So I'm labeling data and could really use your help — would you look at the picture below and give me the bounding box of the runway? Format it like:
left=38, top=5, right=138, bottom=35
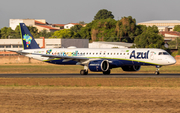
left=0, top=73, right=180, bottom=78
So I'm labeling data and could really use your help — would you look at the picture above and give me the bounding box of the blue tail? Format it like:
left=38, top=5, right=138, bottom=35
left=19, top=23, right=40, bottom=49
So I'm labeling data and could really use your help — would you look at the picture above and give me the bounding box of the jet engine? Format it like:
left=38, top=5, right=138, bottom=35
left=121, top=65, right=141, bottom=71
left=88, top=60, right=109, bottom=72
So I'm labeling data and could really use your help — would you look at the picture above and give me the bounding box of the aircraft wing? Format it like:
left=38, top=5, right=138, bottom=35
left=5, top=50, right=26, bottom=54
left=33, top=53, right=89, bottom=60
left=31, top=53, right=90, bottom=64
left=5, top=50, right=97, bottom=64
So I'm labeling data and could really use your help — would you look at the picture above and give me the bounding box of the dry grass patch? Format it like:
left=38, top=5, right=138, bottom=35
left=0, top=87, right=180, bottom=113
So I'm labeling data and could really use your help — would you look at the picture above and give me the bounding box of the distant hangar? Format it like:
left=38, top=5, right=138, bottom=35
left=89, top=42, right=133, bottom=48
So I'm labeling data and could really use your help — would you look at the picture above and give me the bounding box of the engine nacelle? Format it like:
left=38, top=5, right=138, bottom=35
left=88, top=60, right=109, bottom=72
left=121, top=65, right=141, bottom=71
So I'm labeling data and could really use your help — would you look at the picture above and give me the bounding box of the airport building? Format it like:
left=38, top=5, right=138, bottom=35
left=0, top=39, right=89, bottom=51
left=9, top=19, right=60, bottom=32
left=138, top=20, right=180, bottom=41
left=64, top=23, right=86, bottom=29
left=138, top=20, right=180, bottom=32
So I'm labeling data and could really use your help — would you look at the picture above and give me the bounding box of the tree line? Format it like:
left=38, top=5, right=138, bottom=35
left=0, top=25, right=53, bottom=39
left=50, top=9, right=166, bottom=49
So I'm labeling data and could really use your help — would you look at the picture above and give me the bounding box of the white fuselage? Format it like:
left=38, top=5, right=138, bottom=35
left=22, top=48, right=176, bottom=66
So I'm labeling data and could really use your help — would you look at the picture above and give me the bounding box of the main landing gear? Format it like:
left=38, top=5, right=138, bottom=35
left=103, top=70, right=111, bottom=75
left=80, top=65, right=88, bottom=75
left=155, top=65, right=161, bottom=75
left=80, top=69, right=88, bottom=75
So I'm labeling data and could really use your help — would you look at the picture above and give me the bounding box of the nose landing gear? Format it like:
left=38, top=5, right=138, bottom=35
left=155, top=65, right=161, bottom=75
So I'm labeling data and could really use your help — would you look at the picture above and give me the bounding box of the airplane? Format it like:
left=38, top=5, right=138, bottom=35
left=8, top=23, right=176, bottom=75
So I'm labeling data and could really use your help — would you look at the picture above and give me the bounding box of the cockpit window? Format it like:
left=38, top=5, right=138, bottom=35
left=163, top=52, right=169, bottom=55
left=158, top=52, right=169, bottom=55
left=159, top=52, right=163, bottom=55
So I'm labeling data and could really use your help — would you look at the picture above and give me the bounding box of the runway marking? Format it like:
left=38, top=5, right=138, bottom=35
left=0, top=73, right=180, bottom=78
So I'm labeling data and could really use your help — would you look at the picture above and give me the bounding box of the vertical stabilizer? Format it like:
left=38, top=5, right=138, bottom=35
left=19, top=23, right=40, bottom=49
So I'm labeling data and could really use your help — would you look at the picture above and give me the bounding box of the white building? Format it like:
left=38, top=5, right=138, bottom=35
left=9, top=19, right=60, bottom=32
left=89, top=42, right=133, bottom=48
left=64, top=23, right=81, bottom=29
left=138, top=20, right=180, bottom=32
left=0, top=39, right=89, bottom=51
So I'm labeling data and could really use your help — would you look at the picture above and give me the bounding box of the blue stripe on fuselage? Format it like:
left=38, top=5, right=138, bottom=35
left=44, top=59, right=155, bottom=66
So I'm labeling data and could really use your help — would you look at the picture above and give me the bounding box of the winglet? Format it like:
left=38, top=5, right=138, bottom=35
left=19, top=23, right=40, bottom=49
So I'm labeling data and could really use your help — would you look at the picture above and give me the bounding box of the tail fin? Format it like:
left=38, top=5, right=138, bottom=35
left=19, top=23, right=40, bottom=49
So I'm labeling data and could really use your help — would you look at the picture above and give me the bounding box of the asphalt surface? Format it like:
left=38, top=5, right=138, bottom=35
left=0, top=73, right=180, bottom=78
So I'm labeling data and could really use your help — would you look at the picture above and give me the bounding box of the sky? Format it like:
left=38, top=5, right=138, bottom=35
left=1, top=0, right=180, bottom=29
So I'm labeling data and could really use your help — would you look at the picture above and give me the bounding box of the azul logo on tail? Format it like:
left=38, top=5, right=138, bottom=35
left=23, top=34, right=32, bottom=47
left=130, top=50, right=149, bottom=59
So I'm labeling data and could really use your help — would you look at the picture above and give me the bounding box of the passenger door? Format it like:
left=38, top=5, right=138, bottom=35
left=150, top=51, right=154, bottom=60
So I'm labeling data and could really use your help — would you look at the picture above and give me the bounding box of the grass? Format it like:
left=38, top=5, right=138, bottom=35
left=0, top=86, right=180, bottom=113
left=0, top=64, right=180, bottom=74
left=0, top=64, right=179, bottom=113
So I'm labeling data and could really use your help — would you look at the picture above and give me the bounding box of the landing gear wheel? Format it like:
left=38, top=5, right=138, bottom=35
left=80, top=70, right=88, bottom=75
left=155, top=71, right=160, bottom=75
left=103, top=70, right=111, bottom=75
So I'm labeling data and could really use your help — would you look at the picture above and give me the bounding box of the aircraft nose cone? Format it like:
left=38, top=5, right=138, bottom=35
left=169, top=57, right=176, bottom=64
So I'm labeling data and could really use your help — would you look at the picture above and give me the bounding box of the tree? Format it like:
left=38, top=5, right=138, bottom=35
left=79, top=21, right=95, bottom=40
left=12, top=25, right=21, bottom=38
left=134, top=26, right=165, bottom=49
left=70, top=25, right=82, bottom=33
left=79, top=21, right=86, bottom=25
left=174, top=25, right=180, bottom=32
left=135, top=25, right=147, bottom=36
left=51, top=29, right=72, bottom=38
left=91, top=18, right=117, bottom=41
left=70, top=25, right=83, bottom=38
left=178, top=49, right=180, bottom=55
left=168, top=37, right=180, bottom=49
left=94, top=9, right=114, bottom=20
left=115, top=16, right=136, bottom=42
left=27, top=26, right=39, bottom=38
left=0, top=27, right=14, bottom=39
left=0, top=29, right=1, bottom=38
left=39, top=29, right=53, bottom=38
